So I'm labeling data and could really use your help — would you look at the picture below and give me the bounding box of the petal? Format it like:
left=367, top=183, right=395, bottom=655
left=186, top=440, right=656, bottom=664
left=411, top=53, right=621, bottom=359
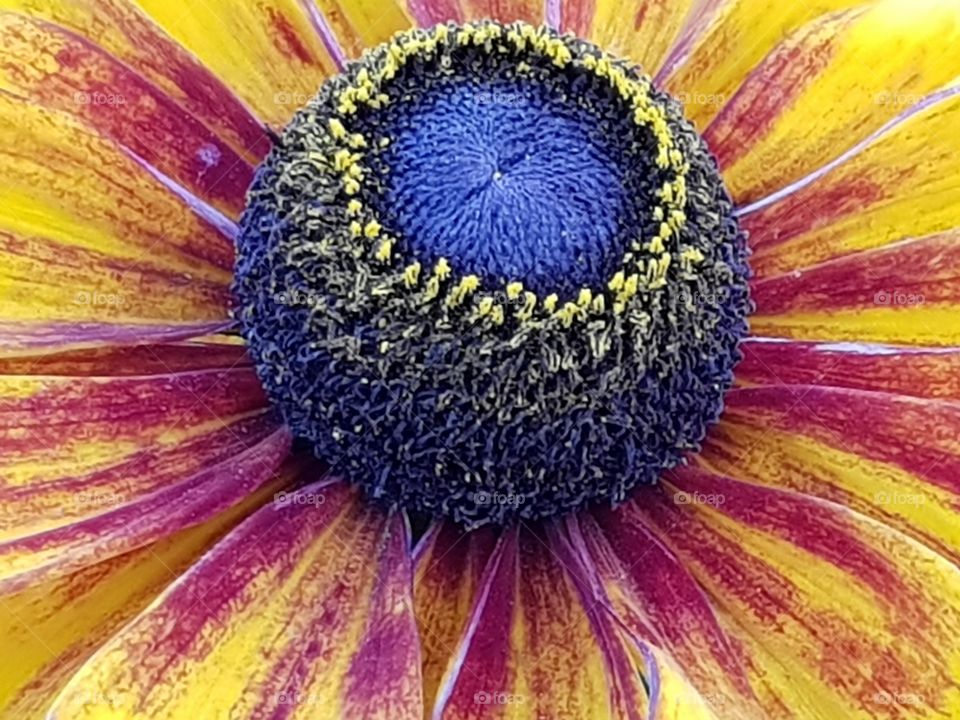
left=576, top=511, right=765, bottom=719
left=48, top=481, right=423, bottom=720
left=0, top=460, right=292, bottom=719
left=432, top=525, right=648, bottom=720
left=702, top=0, right=960, bottom=203
left=0, top=0, right=269, bottom=159
left=0, top=339, right=251, bottom=376
left=741, top=85, right=960, bottom=277
left=616, top=469, right=960, bottom=719
left=736, top=339, right=960, bottom=400
left=701, top=384, right=960, bottom=566
left=0, top=344, right=292, bottom=592
left=640, top=644, right=721, bottom=720
left=750, top=229, right=960, bottom=345
left=0, top=12, right=256, bottom=217
left=559, top=0, right=700, bottom=77
left=307, top=0, right=412, bottom=61
left=0, top=95, right=238, bottom=352
left=413, top=521, right=497, bottom=711
left=404, top=0, right=542, bottom=27
left=131, top=0, right=339, bottom=125
left=659, top=0, right=864, bottom=129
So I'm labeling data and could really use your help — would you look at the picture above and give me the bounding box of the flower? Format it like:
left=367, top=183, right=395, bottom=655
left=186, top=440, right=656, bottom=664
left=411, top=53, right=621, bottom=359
left=0, top=2, right=958, bottom=720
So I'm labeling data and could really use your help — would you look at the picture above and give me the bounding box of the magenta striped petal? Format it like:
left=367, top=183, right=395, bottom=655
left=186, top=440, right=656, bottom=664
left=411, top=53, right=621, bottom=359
left=47, top=481, right=423, bottom=720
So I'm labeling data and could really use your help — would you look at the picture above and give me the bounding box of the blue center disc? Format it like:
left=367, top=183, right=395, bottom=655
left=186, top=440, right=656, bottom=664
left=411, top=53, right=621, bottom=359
left=380, top=80, right=626, bottom=295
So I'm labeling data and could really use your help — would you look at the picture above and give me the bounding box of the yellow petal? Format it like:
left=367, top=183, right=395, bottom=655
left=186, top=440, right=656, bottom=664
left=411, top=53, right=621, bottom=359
left=561, top=0, right=700, bottom=77
left=743, top=83, right=960, bottom=277
left=0, top=468, right=289, bottom=719
left=0, top=0, right=270, bottom=161
left=704, top=0, right=960, bottom=204
left=47, top=482, right=423, bottom=720
left=130, top=0, right=339, bottom=125
left=0, top=94, right=235, bottom=353
left=308, top=0, right=412, bottom=60
left=661, top=0, right=864, bottom=129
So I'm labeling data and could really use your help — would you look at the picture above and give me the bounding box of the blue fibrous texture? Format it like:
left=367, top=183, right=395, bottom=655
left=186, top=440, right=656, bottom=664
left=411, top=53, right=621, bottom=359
left=381, top=79, right=626, bottom=296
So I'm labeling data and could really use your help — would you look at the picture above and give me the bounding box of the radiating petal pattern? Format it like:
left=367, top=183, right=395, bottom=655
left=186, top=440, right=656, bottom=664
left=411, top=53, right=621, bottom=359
left=703, top=0, right=960, bottom=204
left=0, top=462, right=292, bottom=719
left=130, top=0, right=338, bottom=125
left=47, top=481, right=423, bottom=720
left=413, top=521, right=496, bottom=712
left=559, top=0, right=700, bottom=78
left=701, top=385, right=960, bottom=566
left=575, top=512, right=765, bottom=719
left=0, top=12, right=255, bottom=217
left=604, top=469, right=960, bottom=719
left=0, top=94, right=236, bottom=352
left=736, top=340, right=960, bottom=400
left=750, top=229, right=960, bottom=344
left=0, top=344, right=292, bottom=592
left=404, top=0, right=542, bottom=28
left=659, top=0, right=863, bottom=128
left=431, top=526, right=647, bottom=720
left=742, top=85, right=960, bottom=276
left=0, top=0, right=270, bottom=159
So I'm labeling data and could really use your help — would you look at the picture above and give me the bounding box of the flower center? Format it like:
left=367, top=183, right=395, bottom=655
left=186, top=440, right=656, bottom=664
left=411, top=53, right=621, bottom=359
left=233, top=21, right=750, bottom=528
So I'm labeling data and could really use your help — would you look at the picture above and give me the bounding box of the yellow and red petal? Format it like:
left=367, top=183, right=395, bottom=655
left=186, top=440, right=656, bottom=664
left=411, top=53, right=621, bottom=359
left=659, top=0, right=864, bottom=130
left=404, top=0, right=542, bottom=27
left=604, top=470, right=960, bottom=719
left=130, top=0, right=338, bottom=126
left=48, top=481, right=423, bottom=720
left=559, top=0, right=700, bottom=78
left=736, top=340, right=960, bottom=400
left=741, top=83, right=960, bottom=276
left=0, top=12, right=257, bottom=217
left=575, top=511, right=765, bottom=719
left=750, top=228, right=960, bottom=345
left=0, top=94, right=236, bottom=352
left=639, top=644, right=721, bottom=720
left=308, top=0, right=412, bottom=61
left=702, top=0, right=960, bottom=204
left=0, top=0, right=269, bottom=160
left=702, top=384, right=960, bottom=566
left=431, top=525, right=648, bottom=720
left=413, top=521, right=496, bottom=711
left=0, top=460, right=294, bottom=719
left=0, top=343, right=293, bottom=592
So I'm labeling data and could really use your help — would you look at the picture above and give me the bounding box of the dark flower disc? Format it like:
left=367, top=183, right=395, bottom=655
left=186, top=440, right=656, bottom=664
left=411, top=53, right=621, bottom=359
left=233, top=21, right=751, bottom=528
